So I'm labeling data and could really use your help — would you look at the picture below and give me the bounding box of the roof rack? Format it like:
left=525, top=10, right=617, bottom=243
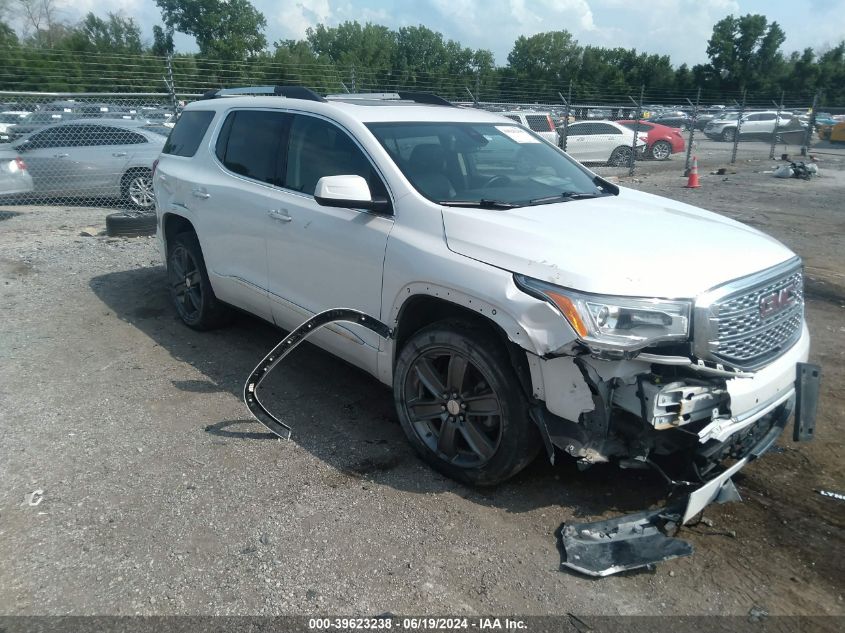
left=200, top=86, right=326, bottom=102
left=324, top=91, right=455, bottom=107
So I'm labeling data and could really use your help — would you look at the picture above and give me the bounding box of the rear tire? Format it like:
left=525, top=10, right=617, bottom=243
left=168, top=232, right=232, bottom=330
left=393, top=320, right=541, bottom=486
left=650, top=140, right=672, bottom=160
left=121, top=168, right=155, bottom=210
left=608, top=146, right=634, bottom=167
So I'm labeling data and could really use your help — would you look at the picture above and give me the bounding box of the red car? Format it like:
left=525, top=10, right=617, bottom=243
left=617, top=120, right=685, bottom=160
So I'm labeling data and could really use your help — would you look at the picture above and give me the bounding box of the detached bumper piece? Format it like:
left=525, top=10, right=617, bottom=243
left=562, top=507, right=691, bottom=577
left=563, top=363, right=821, bottom=577
left=243, top=309, right=392, bottom=438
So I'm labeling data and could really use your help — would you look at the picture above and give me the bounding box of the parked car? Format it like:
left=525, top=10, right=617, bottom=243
left=646, top=111, right=691, bottom=130
left=153, top=88, right=816, bottom=498
left=693, top=108, right=732, bottom=131
left=704, top=111, right=804, bottom=143
left=12, top=119, right=165, bottom=208
left=616, top=120, right=685, bottom=160
left=0, top=111, right=29, bottom=139
left=4, top=110, right=80, bottom=141
left=496, top=111, right=559, bottom=145
left=560, top=120, right=647, bottom=165
left=0, top=146, right=34, bottom=197
left=76, top=103, right=137, bottom=120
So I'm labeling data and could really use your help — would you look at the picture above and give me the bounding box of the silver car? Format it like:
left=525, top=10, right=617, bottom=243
left=12, top=119, right=166, bottom=208
left=0, top=146, right=34, bottom=196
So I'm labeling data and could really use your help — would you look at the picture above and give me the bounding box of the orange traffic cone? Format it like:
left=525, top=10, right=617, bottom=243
left=685, top=156, right=701, bottom=188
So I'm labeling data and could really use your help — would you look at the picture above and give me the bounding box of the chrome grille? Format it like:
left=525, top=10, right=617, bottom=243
left=695, top=263, right=804, bottom=370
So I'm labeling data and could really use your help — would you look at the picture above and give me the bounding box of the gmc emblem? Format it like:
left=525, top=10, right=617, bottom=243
left=759, top=283, right=799, bottom=319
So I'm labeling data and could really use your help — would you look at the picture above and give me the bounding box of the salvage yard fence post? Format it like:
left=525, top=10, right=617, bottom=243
left=802, top=91, right=820, bottom=156
left=558, top=84, right=572, bottom=152
left=628, top=85, right=644, bottom=176
left=165, top=54, right=178, bottom=117
left=769, top=91, right=785, bottom=160
left=684, top=87, right=701, bottom=175
left=731, top=89, right=746, bottom=165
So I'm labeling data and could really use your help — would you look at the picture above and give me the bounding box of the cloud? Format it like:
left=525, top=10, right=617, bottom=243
left=4, top=0, right=838, bottom=68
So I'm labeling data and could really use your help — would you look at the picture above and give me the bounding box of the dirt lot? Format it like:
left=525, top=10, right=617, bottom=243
left=0, top=146, right=843, bottom=619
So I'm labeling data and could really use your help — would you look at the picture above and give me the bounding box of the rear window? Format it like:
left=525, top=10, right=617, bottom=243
left=215, top=110, right=289, bottom=185
left=162, top=110, right=214, bottom=157
left=525, top=114, right=552, bottom=132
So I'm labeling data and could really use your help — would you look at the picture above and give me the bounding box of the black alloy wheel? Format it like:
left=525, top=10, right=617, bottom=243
left=394, top=320, right=541, bottom=485
left=403, top=347, right=503, bottom=468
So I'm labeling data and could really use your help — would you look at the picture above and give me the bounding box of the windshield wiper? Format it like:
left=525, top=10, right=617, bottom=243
left=438, top=199, right=521, bottom=209
left=528, top=191, right=609, bottom=205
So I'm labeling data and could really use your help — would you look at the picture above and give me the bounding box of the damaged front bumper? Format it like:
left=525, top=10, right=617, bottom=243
left=561, top=361, right=821, bottom=577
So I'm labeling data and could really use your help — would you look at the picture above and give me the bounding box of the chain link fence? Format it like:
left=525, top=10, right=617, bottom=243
left=1, top=80, right=841, bottom=222
left=0, top=91, right=202, bottom=222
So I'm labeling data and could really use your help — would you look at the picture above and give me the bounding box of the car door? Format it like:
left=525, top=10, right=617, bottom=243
left=198, top=109, right=291, bottom=322
left=594, top=122, right=627, bottom=159
left=14, top=125, right=81, bottom=194
left=741, top=113, right=762, bottom=135
left=86, top=125, right=145, bottom=193
left=562, top=123, right=593, bottom=160
left=265, top=113, right=394, bottom=374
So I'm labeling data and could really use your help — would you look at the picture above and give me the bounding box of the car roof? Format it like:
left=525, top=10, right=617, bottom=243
left=183, top=95, right=514, bottom=125
left=52, top=118, right=149, bottom=127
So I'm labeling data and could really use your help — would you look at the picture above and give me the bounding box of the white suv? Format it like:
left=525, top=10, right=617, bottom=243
left=704, top=110, right=801, bottom=142
left=154, top=87, right=817, bottom=499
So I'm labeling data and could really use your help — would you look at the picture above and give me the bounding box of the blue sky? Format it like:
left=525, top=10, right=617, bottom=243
left=18, top=0, right=845, bottom=65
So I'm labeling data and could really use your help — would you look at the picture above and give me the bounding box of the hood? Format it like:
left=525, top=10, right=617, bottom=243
left=442, top=187, right=796, bottom=298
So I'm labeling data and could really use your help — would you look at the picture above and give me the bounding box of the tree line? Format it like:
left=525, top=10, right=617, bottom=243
left=0, top=0, right=843, bottom=106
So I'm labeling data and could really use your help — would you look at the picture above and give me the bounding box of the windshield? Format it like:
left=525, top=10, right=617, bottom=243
left=366, top=121, right=604, bottom=207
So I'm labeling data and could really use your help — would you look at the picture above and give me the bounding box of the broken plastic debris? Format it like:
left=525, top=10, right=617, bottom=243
left=816, top=489, right=845, bottom=502
left=26, top=489, right=44, bottom=506
left=561, top=506, right=693, bottom=577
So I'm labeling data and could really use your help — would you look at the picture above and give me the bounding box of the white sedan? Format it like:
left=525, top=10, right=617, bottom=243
left=559, top=120, right=647, bottom=165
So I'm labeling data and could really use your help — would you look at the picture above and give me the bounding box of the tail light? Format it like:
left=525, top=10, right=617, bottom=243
left=152, top=158, right=159, bottom=177
left=546, top=115, right=555, bottom=131
left=9, top=157, right=26, bottom=172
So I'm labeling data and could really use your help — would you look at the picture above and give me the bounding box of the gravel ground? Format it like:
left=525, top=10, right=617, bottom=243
left=0, top=148, right=843, bottom=619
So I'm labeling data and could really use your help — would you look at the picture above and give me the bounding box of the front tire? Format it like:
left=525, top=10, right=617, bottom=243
left=168, top=232, right=232, bottom=330
left=721, top=128, right=736, bottom=143
left=393, top=320, right=541, bottom=486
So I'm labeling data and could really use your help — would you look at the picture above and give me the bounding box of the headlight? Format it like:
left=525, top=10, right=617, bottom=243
left=515, top=275, right=691, bottom=352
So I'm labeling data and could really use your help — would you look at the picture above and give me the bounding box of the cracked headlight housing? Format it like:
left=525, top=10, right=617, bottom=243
left=515, top=275, right=691, bottom=353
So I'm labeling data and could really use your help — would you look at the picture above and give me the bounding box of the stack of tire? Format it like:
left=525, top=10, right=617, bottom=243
left=106, top=169, right=157, bottom=237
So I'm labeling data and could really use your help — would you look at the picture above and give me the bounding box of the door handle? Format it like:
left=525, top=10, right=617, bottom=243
left=191, top=188, right=210, bottom=199
left=112, top=152, right=127, bottom=157
left=54, top=153, right=69, bottom=158
left=268, top=209, right=292, bottom=223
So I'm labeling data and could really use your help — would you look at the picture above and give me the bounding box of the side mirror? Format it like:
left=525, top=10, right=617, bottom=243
left=314, top=175, right=390, bottom=213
